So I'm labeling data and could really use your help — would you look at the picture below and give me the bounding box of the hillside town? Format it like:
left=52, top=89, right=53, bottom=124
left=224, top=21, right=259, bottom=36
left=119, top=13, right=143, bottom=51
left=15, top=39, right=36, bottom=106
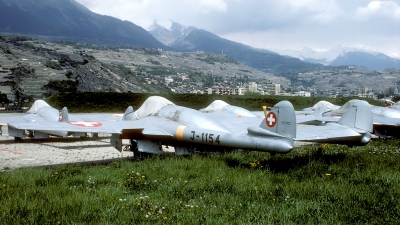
left=150, top=72, right=399, bottom=100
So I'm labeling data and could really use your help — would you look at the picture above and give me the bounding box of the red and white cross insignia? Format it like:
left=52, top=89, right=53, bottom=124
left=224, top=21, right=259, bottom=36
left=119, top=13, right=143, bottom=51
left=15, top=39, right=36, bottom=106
left=266, top=112, right=277, bottom=127
left=68, top=121, right=102, bottom=127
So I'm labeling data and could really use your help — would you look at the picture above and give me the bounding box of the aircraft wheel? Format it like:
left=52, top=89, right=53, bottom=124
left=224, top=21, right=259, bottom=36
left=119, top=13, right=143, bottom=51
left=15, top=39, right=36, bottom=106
left=14, top=137, right=22, bottom=143
left=132, top=147, right=142, bottom=160
left=123, top=145, right=131, bottom=151
left=130, top=141, right=141, bottom=160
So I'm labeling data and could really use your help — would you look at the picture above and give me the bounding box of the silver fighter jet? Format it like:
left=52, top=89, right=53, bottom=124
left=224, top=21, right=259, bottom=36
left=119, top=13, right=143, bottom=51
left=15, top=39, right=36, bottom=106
left=302, top=100, right=400, bottom=138
left=0, top=100, right=122, bottom=141
left=200, top=99, right=373, bottom=146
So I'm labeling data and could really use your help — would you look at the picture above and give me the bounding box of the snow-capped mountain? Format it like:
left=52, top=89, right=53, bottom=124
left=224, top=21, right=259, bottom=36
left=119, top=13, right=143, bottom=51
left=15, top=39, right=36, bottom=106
left=148, top=20, right=399, bottom=71
left=146, top=20, right=316, bottom=73
left=271, top=45, right=400, bottom=70
left=271, top=45, right=379, bottom=65
left=330, top=52, right=400, bottom=70
left=147, top=20, right=197, bottom=46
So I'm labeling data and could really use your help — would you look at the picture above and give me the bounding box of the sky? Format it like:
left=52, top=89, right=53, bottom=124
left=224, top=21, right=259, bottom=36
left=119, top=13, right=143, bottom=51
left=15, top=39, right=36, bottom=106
left=75, top=0, right=400, bottom=58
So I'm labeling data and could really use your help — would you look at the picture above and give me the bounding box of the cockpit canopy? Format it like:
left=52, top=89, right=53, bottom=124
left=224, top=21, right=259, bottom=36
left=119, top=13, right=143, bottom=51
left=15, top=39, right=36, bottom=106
left=130, top=96, right=175, bottom=120
left=330, top=100, right=366, bottom=116
left=202, top=100, right=229, bottom=113
left=26, top=100, right=50, bottom=114
left=312, top=100, right=338, bottom=111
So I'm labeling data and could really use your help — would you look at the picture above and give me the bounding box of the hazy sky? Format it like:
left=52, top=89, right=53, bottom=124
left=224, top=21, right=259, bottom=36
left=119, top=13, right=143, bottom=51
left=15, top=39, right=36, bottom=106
left=75, top=0, right=400, bottom=58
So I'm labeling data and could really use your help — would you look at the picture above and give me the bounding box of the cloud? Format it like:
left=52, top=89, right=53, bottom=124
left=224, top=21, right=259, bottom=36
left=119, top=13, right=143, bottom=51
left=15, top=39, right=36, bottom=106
left=199, top=0, right=228, bottom=13
left=285, top=0, right=341, bottom=24
left=74, top=0, right=400, bottom=57
left=354, top=1, right=400, bottom=21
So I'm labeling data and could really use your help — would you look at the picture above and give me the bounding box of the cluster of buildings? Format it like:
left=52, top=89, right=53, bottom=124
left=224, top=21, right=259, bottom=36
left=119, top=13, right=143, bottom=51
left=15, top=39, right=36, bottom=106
left=203, top=82, right=282, bottom=95
left=161, top=74, right=311, bottom=96
left=158, top=73, right=396, bottom=100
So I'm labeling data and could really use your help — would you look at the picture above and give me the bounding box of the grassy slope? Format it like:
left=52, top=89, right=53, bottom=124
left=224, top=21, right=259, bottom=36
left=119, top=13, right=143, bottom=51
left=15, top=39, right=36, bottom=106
left=1, top=140, right=399, bottom=224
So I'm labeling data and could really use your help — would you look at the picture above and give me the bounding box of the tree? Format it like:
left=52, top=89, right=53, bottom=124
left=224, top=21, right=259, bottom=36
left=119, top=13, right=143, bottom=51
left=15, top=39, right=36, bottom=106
left=65, top=71, right=73, bottom=79
left=41, top=80, right=78, bottom=97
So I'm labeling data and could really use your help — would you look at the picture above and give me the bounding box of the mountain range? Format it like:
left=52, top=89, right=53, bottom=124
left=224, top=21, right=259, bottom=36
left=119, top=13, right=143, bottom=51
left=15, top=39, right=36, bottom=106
left=0, top=0, right=166, bottom=49
left=0, top=0, right=399, bottom=72
left=272, top=46, right=400, bottom=70
left=147, top=20, right=319, bottom=73
left=148, top=20, right=400, bottom=71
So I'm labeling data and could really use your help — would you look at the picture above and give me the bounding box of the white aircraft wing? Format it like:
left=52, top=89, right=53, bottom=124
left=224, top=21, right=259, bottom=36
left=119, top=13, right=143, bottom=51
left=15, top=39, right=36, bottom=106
left=295, top=115, right=339, bottom=124
left=221, top=111, right=340, bottom=125
left=296, top=124, right=363, bottom=142
left=67, top=113, right=123, bottom=122
left=8, top=117, right=172, bottom=137
left=0, top=113, right=49, bottom=124
left=372, top=115, right=398, bottom=126
left=250, top=110, right=315, bottom=116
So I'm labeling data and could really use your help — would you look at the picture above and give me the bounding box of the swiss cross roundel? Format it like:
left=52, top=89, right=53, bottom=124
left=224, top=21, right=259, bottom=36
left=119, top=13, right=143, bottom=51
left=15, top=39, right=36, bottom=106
left=68, top=121, right=102, bottom=127
left=265, top=112, right=277, bottom=127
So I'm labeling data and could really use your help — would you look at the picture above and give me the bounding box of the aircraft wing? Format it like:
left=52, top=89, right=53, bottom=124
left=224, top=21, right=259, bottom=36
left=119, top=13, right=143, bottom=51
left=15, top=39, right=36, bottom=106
left=206, top=103, right=339, bottom=125
left=296, top=115, right=339, bottom=124
left=67, top=113, right=123, bottom=122
left=204, top=110, right=342, bottom=133
left=372, top=115, right=398, bottom=126
left=8, top=117, right=173, bottom=137
left=202, top=111, right=263, bottom=133
left=370, top=115, right=400, bottom=138
left=296, top=124, right=364, bottom=143
left=0, top=113, right=48, bottom=124
left=252, top=110, right=315, bottom=116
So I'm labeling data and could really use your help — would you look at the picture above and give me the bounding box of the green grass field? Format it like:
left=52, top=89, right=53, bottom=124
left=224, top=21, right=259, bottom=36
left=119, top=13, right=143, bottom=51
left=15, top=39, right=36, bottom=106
left=1, top=139, right=399, bottom=224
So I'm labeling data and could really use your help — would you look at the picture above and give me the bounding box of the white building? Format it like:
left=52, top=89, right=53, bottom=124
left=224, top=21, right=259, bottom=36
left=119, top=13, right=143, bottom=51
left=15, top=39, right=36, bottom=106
left=266, top=83, right=281, bottom=95
left=247, top=82, right=258, bottom=93
left=203, top=87, right=244, bottom=95
left=295, top=91, right=311, bottom=97
left=165, top=77, right=173, bottom=85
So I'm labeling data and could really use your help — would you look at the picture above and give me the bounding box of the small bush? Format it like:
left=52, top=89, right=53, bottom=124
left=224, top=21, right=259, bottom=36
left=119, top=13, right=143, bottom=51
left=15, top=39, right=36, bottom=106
left=45, top=60, right=62, bottom=70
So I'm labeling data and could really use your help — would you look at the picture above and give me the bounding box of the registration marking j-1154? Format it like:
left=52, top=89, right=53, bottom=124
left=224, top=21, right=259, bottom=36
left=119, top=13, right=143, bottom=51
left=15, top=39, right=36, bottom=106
left=190, top=131, right=221, bottom=144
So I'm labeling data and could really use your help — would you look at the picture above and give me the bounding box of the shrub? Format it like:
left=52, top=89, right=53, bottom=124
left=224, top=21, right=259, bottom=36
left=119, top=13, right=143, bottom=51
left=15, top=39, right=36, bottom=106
left=45, top=60, right=62, bottom=70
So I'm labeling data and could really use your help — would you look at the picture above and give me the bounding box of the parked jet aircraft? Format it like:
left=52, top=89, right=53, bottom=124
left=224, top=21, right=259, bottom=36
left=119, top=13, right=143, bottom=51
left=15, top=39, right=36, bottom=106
left=200, top=99, right=373, bottom=146
left=0, top=100, right=122, bottom=140
left=5, top=97, right=374, bottom=156
left=302, top=100, right=400, bottom=138
left=7, top=96, right=297, bottom=155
